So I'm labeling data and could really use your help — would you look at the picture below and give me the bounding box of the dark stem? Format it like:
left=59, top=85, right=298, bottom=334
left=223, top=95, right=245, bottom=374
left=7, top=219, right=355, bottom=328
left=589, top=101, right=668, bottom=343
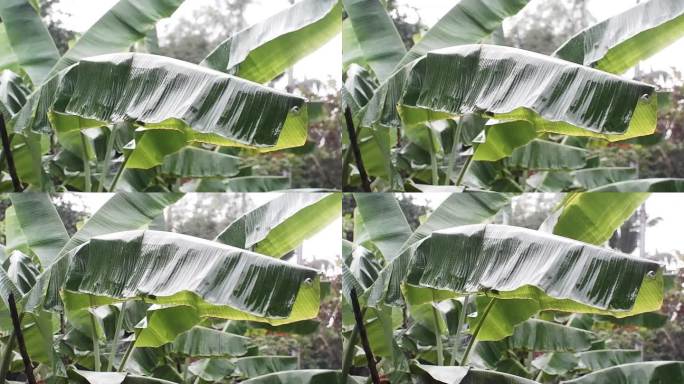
left=350, top=289, right=380, bottom=384
left=0, top=116, right=23, bottom=192
left=344, top=107, right=371, bottom=192
left=8, top=293, right=37, bottom=384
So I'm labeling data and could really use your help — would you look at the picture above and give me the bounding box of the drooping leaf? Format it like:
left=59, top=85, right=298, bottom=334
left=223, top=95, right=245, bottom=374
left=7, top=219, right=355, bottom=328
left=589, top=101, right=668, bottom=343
left=0, top=0, right=60, bottom=84
left=241, top=370, right=361, bottom=384
left=68, top=369, right=177, bottom=384
left=0, top=24, right=20, bottom=73
left=2, top=250, right=39, bottom=295
left=560, top=361, right=684, bottom=384
left=45, top=0, right=185, bottom=79
left=362, top=45, right=657, bottom=142
left=588, top=179, right=684, bottom=192
left=354, top=193, right=412, bottom=261
left=235, top=356, right=298, bottom=378
left=134, top=305, right=201, bottom=348
left=216, top=193, right=340, bottom=258
left=159, top=147, right=241, bottom=178
left=593, top=312, right=667, bottom=329
left=202, top=0, right=341, bottom=84
left=188, top=358, right=235, bottom=382
left=473, top=120, right=537, bottom=162
left=532, top=352, right=579, bottom=376
left=342, top=0, right=406, bottom=81
left=405, top=224, right=663, bottom=317
left=0, top=70, right=29, bottom=117
left=554, top=0, right=684, bottom=74
left=13, top=53, right=308, bottom=164
left=171, top=326, right=253, bottom=358
left=343, top=64, right=377, bottom=113
left=504, top=140, right=588, bottom=171
left=411, top=363, right=540, bottom=384
left=62, top=230, right=321, bottom=325
left=571, top=168, right=638, bottom=190
left=223, top=176, right=291, bottom=192
left=342, top=19, right=364, bottom=70
left=576, top=350, right=642, bottom=371
left=394, top=0, right=531, bottom=69
left=507, top=319, right=594, bottom=352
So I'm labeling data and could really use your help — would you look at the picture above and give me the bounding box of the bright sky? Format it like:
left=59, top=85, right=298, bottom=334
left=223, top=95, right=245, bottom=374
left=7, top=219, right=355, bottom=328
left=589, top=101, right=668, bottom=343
left=73, top=193, right=342, bottom=274
left=398, top=0, right=684, bottom=75
left=52, top=0, right=341, bottom=88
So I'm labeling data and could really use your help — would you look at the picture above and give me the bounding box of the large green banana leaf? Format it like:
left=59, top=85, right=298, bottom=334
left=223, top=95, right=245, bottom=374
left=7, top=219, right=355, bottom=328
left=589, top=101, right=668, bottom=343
left=507, top=319, right=594, bottom=352
left=561, top=361, right=684, bottom=384
left=9, top=193, right=69, bottom=266
left=241, top=370, right=361, bottom=384
left=393, top=0, right=530, bottom=69
left=342, top=19, right=364, bottom=71
left=554, top=0, right=684, bottom=75
left=222, top=176, right=291, bottom=192
left=576, top=350, right=641, bottom=371
left=405, top=224, right=663, bottom=317
left=202, top=0, right=341, bottom=84
left=0, top=0, right=60, bottom=84
left=472, top=120, right=536, bottom=162
left=0, top=70, right=29, bottom=117
left=159, top=147, right=241, bottom=178
left=0, top=24, right=20, bottom=73
left=343, top=240, right=381, bottom=290
left=571, top=168, right=638, bottom=190
left=171, top=326, right=253, bottom=357
left=503, top=140, right=588, bottom=171
left=45, top=0, right=184, bottom=80
left=343, top=64, right=377, bottom=114
left=134, top=304, right=201, bottom=347
left=68, top=369, right=177, bottom=384
left=188, top=358, right=235, bottom=382
left=354, top=193, right=412, bottom=261
left=542, top=193, right=648, bottom=245
left=11, top=53, right=308, bottom=163
left=215, top=193, right=340, bottom=258
left=235, top=356, right=298, bottom=378
left=588, top=179, right=684, bottom=192
left=363, top=193, right=510, bottom=307
left=342, top=0, right=406, bottom=81
left=62, top=230, right=320, bottom=325
left=411, top=364, right=540, bottom=384
left=3, top=250, right=39, bottom=295
left=361, top=45, right=657, bottom=142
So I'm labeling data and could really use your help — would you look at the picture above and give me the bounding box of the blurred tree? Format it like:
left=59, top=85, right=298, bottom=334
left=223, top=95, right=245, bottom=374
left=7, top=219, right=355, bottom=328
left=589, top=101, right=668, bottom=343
left=52, top=194, right=89, bottom=235
left=39, top=0, right=77, bottom=54
left=166, top=193, right=255, bottom=239
left=386, top=0, right=424, bottom=49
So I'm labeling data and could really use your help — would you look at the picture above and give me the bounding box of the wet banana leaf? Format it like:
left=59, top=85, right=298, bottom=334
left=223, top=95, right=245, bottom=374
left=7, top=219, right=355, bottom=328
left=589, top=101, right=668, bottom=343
left=576, top=350, right=641, bottom=371
left=10, top=193, right=69, bottom=267
left=504, top=140, right=588, bottom=171
left=473, top=120, right=537, bottom=162
left=532, top=352, right=578, bottom=376
left=394, top=0, right=531, bottom=69
left=342, top=240, right=381, bottom=290
left=362, top=45, right=657, bottom=142
left=588, top=179, right=684, bottom=192
left=216, top=193, right=340, bottom=258
left=405, top=224, right=663, bottom=317
left=561, top=361, right=684, bottom=384
left=0, top=70, right=29, bottom=117
left=364, top=193, right=510, bottom=307
left=468, top=297, right=540, bottom=341
left=354, top=193, right=412, bottom=261
left=554, top=0, right=684, bottom=74
left=241, top=370, right=360, bottom=384
left=342, top=0, right=406, bottom=81
left=343, top=64, right=377, bottom=113
left=3, top=250, right=39, bottom=295
left=202, top=0, right=341, bottom=84
left=0, top=0, right=60, bottom=84
left=188, top=358, right=236, bottom=382
left=594, top=312, right=667, bottom=329
left=342, top=19, right=364, bottom=70
left=571, top=168, right=638, bottom=190
left=411, top=363, right=540, bottom=384
left=224, top=176, right=290, bottom=192
left=62, top=230, right=320, bottom=325
left=68, top=369, right=177, bottom=384
left=542, top=193, right=647, bottom=245
left=235, top=356, right=298, bottom=378
left=171, top=326, right=253, bottom=358
left=159, top=147, right=241, bottom=178
left=507, top=319, right=594, bottom=352
left=45, top=0, right=184, bottom=79
left=134, top=305, right=201, bottom=347
left=0, top=24, right=20, bottom=73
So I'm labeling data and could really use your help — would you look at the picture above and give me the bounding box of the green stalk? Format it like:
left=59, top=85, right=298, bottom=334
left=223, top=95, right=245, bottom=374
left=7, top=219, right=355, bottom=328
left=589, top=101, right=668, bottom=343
left=460, top=298, right=497, bottom=366
left=109, top=151, right=131, bottom=191
left=454, top=154, right=473, bottom=187
left=117, top=339, right=135, bottom=372
left=341, top=321, right=360, bottom=378
left=431, top=302, right=444, bottom=365
left=106, top=301, right=127, bottom=372
left=450, top=294, right=470, bottom=366
left=0, top=330, right=16, bottom=381
left=97, top=126, right=117, bottom=192
left=80, top=132, right=92, bottom=192
left=427, top=128, right=440, bottom=185
left=444, top=123, right=463, bottom=185
left=89, top=309, right=101, bottom=371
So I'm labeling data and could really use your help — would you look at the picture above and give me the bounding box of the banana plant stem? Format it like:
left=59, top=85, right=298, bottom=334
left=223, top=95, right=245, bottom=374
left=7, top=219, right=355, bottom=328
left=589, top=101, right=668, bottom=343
left=450, top=294, right=470, bottom=366
left=0, top=116, right=22, bottom=192
left=97, top=127, right=117, bottom=192
left=89, top=310, right=101, bottom=371
left=8, top=293, right=37, bottom=384
left=344, top=107, right=371, bottom=192
left=0, top=330, right=16, bottom=381
left=80, top=132, right=92, bottom=192
left=427, top=129, right=440, bottom=185
left=117, top=339, right=135, bottom=372
left=444, top=124, right=463, bottom=185
left=106, top=301, right=127, bottom=372
left=460, top=298, right=497, bottom=366
left=109, top=152, right=130, bottom=191
left=454, top=155, right=473, bottom=187
left=350, top=288, right=381, bottom=384
left=341, top=317, right=361, bottom=378
left=431, top=302, right=444, bottom=365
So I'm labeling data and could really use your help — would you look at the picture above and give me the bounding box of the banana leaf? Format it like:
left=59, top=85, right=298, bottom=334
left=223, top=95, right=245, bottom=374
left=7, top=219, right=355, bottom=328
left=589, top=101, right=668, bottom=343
left=45, top=0, right=184, bottom=79
left=62, top=230, right=320, bottom=325
left=170, top=326, right=253, bottom=358
left=361, top=45, right=657, bottom=142
left=0, top=70, right=29, bottom=117
left=235, top=356, right=297, bottom=378
left=393, top=0, right=530, bottom=69
left=159, top=147, right=241, bottom=178
left=532, top=353, right=579, bottom=376
left=202, top=0, right=341, bottom=84
left=560, top=361, right=684, bottom=384
left=68, top=369, right=177, bottom=384
left=576, top=350, right=641, bottom=371
left=588, top=179, right=684, bottom=192
left=342, top=240, right=381, bottom=290
left=342, top=19, right=364, bottom=70
left=411, top=363, right=540, bottom=384
left=593, top=312, right=667, bottom=329
left=507, top=319, right=594, bottom=352
left=503, top=140, right=588, bottom=171
left=542, top=192, right=648, bottom=245
left=354, top=193, right=412, bottom=261
left=554, top=0, right=684, bottom=74
left=10, top=193, right=69, bottom=266
left=0, top=0, right=60, bottom=84
left=343, top=64, right=377, bottom=113
left=473, top=120, right=537, bottom=161
left=342, top=0, right=406, bottom=81
left=2, top=250, right=38, bottom=296
left=241, top=370, right=361, bottom=384
left=223, top=176, right=290, bottom=192
left=134, top=305, right=200, bottom=347
left=12, top=53, right=308, bottom=162
left=216, top=193, right=340, bottom=258
left=188, top=358, right=235, bottom=382
left=571, top=168, right=638, bottom=190
left=405, top=224, right=663, bottom=317
left=0, top=24, right=20, bottom=73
